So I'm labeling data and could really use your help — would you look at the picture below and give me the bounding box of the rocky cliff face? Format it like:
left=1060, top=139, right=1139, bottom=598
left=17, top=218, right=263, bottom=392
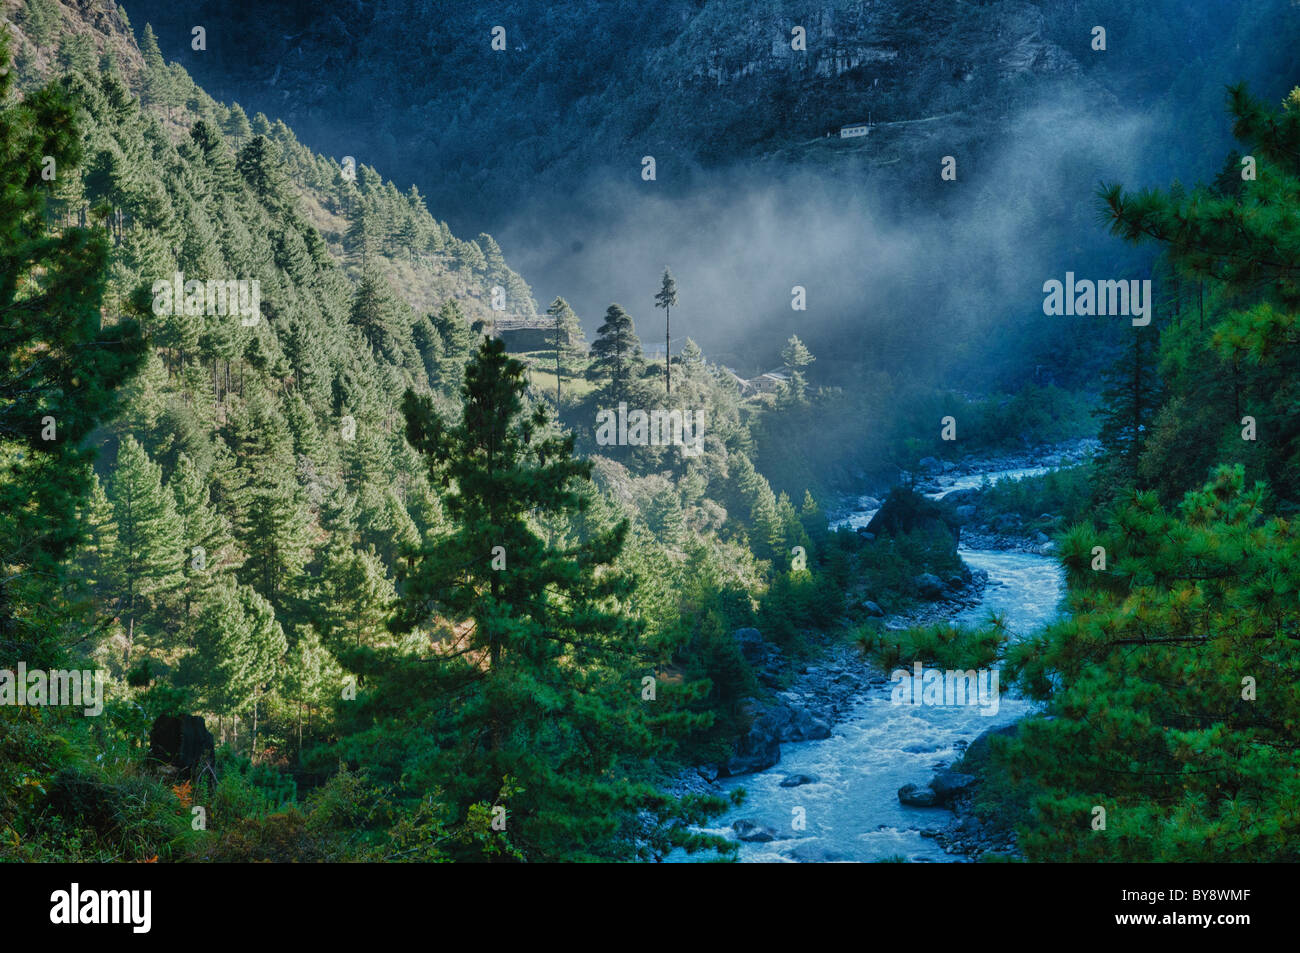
left=682, top=1, right=1076, bottom=90
left=4, top=0, right=144, bottom=83
left=106, top=0, right=1109, bottom=229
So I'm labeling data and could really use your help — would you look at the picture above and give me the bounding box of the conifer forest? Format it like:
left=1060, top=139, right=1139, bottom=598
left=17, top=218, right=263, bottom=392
left=1, top=0, right=1297, bottom=926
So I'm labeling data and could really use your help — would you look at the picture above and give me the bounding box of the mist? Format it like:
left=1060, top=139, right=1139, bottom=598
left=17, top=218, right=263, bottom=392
left=497, top=85, right=1155, bottom=383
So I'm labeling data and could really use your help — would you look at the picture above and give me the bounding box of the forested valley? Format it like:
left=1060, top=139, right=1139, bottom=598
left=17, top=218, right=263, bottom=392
left=3, top=0, right=1300, bottom=867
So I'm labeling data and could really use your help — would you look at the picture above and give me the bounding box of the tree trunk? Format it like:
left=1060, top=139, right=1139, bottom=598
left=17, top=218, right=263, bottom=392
left=665, top=306, right=671, bottom=394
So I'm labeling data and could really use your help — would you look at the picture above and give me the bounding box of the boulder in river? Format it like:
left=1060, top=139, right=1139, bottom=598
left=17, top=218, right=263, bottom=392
left=957, top=722, right=1020, bottom=773
left=725, top=734, right=780, bottom=776
left=782, top=709, right=832, bottom=741
left=898, top=783, right=939, bottom=807
left=902, top=742, right=943, bottom=754
left=944, top=487, right=981, bottom=506
left=723, top=700, right=785, bottom=775
left=928, top=770, right=977, bottom=804
left=733, top=819, right=780, bottom=843
left=779, top=773, right=820, bottom=788
left=992, top=513, right=1023, bottom=533
left=785, top=843, right=848, bottom=863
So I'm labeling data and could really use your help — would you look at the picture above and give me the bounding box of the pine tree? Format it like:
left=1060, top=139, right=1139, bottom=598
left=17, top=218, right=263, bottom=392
left=138, top=24, right=174, bottom=115
left=781, top=334, right=814, bottom=370
left=74, top=473, right=118, bottom=609
left=282, top=624, right=342, bottom=752
left=645, top=483, right=686, bottom=548
left=19, top=0, right=59, bottom=47
left=1007, top=466, right=1300, bottom=860
left=1100, top=85, right=1300, bottom=498
left=56, top=34, right=97, bottom=76
left=104, top=436, right=185, bottom=660
left=188, top=119, right=242, bottom=198
left=997, top=85, right=1300, bottom=862
left=319, top=541, right=396, bottom=649
left=225, top=102, right=252, bottom=151
left=229, top=393, right=312, bottom=611
left=183, top=578, right=287, bottom=756
left=545, top=296, right=584, bottom=405
left=476, top=232, right=508, bottom=287
left=776, top=335, right=815, bottom=406
left=346, top=198, right=382, bottom=265
left=454, top=239, right=486, bottom=275
left=0, top=36, right=145, bottom=667
left=373, top=336, right=723, bottom=860
left=1094, top=327, right=1161, bottom=490
left=170, top=452, right=235, bottom=620
left=430, top=299, right=477, bottom=396
left=237, top=135, right=290, bottom=214
left=730, top=453, right=782, bottom=561
left=654, top=269, right=678, bottom=394
left=349, top=267, right=403, bottom=358
left=589, top=303, right=643, bottom=406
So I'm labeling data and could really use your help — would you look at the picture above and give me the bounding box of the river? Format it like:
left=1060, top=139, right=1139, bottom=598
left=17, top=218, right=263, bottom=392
left=670, top=464, right=1064, bottom=862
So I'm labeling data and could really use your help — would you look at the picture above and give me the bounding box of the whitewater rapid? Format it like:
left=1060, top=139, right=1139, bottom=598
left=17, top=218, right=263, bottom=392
left=671, top=465, right=1064, bottom=863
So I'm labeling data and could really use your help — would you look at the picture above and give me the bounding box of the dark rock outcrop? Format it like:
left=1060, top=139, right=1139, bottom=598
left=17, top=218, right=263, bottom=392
left=779, top=773, right=820, bottom=788
left=733, top=819, right=780, bottom=842
left=148, top=714, right=216, bottom=782
left=928, top=770, right=977, bottom=804
left=913, top=572, right=946, bottom=599
left=957, top=722, right=1020, bottom=773
left=782, top=709, right=832, bottom=742
left=898, top=782, right=939, bottom=807
left=724, top=701, right=784, bottom=776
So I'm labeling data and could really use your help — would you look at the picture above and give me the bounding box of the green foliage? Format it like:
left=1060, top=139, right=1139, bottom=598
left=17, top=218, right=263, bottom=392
left=1102, top=85, right=1300, bottom=505
left=1004, top=466, right=1300, bottom=860
left=0, top=13, right=885, bottom=863
left=756, top=569, right=840, bottom=648
left=103, top=435, right=184, bottom=657
left=588, top=303, right=643, bottom=405
left=0, top=36, right=146, bottom=668
left=993, top=87, right=1300, bottom=861
left=1094, top=329, right=1162, bottom=491
left=18, top=0, right=60, bottom=48
left=780, top=334, right=814, bottom=370
left=654, top=269, right=677, bottom=393
left=545, top=295, right=587, bottom=405
left=974, top=463, right=1096, bottom=533
left=369, top=337, right=727, bottom=860
left=855, top=620, right=1006, bottom=672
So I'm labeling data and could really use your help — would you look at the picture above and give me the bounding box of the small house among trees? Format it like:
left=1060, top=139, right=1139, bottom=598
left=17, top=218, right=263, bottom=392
left=492, top=316, right=564, bottom=352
